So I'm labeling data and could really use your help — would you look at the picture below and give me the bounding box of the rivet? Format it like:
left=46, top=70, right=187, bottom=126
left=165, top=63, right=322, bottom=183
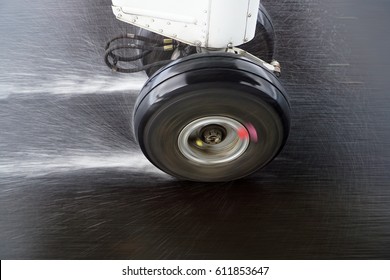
left=159, top=29, right=163, bottom=33
left=117, top=13, right=122, bottom=18
left=167, top=21, right=171, bottom=25
left=248, top=13, right=252, bottom=17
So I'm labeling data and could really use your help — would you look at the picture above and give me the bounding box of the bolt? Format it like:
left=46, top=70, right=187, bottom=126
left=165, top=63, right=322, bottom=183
left=271, top=60, right=281, bottom=76
left=271, top=60, right=281, bottom=67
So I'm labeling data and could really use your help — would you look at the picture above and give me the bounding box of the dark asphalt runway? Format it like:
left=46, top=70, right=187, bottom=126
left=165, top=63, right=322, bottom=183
left=1, top=0, right=389, bottom=259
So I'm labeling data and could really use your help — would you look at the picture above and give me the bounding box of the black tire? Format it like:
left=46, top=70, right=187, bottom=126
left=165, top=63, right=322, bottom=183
left=139, top=3, right=275, bottom=77
left=134, top=53, right=290, bottom=182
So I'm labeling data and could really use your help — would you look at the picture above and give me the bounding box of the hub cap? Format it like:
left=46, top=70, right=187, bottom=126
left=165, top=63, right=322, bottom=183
left=178, top=116, right=250, bottom=165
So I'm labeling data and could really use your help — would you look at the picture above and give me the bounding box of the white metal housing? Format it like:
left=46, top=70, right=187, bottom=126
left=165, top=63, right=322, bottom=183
left=111, top=0, right=260, bottom=48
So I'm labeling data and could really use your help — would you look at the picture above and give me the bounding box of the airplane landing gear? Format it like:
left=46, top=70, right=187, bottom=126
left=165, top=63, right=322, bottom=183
left=106, top=1, right=291, bottom=181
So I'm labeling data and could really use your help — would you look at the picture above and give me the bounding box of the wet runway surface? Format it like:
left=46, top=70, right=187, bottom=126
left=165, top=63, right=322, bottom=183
left=1, top=0, right=389, bottom=259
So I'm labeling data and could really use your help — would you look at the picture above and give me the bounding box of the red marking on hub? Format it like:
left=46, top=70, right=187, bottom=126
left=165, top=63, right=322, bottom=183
left=237, top=127, right=249, bottom=140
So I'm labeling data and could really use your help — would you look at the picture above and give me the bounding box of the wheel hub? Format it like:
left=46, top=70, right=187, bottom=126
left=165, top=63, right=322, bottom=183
left=178, top=116, right=250, bottom=165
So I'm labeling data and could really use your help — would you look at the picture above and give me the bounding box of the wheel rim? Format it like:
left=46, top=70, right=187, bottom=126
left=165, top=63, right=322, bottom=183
left=178, top=116, right=250, bottom=165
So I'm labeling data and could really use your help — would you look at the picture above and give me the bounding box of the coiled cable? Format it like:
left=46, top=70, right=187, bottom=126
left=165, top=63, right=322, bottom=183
left=104, top=33, right=175, bottom=73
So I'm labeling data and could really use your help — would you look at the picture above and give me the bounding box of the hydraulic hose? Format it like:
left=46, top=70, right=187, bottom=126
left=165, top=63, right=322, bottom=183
left=104, top=33, right=175, bottom=73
